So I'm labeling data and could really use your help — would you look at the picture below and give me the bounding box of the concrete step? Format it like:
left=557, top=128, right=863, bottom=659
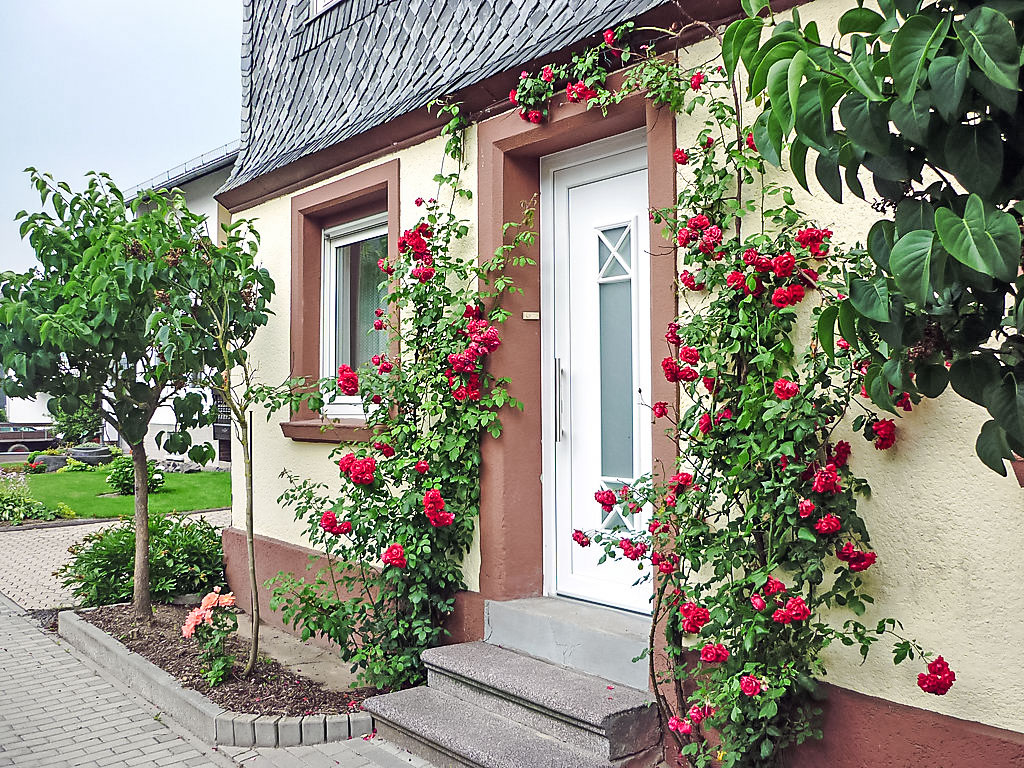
left=484, top=598, right=650, bottom=690
left=422, top=642, right=659, bottom=762
left=364, top=686, right=625, bottom=768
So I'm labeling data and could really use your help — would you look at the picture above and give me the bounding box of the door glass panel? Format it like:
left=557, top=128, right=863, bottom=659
left=598, top=268, right=634, bottom=479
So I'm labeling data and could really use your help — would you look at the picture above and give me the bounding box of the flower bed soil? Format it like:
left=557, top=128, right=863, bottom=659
left=80, top=603, right=375, bottom=717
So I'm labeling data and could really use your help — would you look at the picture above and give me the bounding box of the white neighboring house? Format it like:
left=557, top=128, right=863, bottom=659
left=125, top=141, right=240, bottom=465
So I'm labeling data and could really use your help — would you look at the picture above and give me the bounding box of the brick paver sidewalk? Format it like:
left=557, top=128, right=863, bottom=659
left=0, top=509, right=230, bottom=610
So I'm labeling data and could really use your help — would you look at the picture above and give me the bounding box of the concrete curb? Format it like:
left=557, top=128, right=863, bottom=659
left=0, top=507, right=231, bottom=533
left=57, top=609, right=373, bottom=747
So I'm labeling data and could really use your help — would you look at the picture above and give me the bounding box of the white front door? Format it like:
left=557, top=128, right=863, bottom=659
left=541, top=131, right=653, bottom=614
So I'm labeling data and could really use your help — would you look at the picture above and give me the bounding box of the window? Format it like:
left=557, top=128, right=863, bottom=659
left=310, top=0, right=342, bottom=16
left=320, top=212, right=389, bottom=416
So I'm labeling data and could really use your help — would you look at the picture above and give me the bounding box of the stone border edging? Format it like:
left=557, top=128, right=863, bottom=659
left=0, top=507, right=231, bottom=533
left=57, top=609, right=372, bottom=747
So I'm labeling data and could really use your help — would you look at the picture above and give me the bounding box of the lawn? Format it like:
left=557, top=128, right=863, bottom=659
left=28, top=467, right=231, bottom=519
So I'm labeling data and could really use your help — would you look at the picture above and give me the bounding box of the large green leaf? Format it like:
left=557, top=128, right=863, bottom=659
left=927, top=54, right=968, bottom=121
left=976, top=420, right=1012, bottom=475
left=723, top=17, right=764, bottom=81
left=955, top=6, right=1019, bottom=91
left=788, top=139, right=810, bottom=191
left=849, top=276, right=890, bottom=321
left=895, top=198, right=934, bottom=238
left=934, top=195, right=1020, bottom=283
left=838, top=8, right=886, bottom=36
left=766, top=58, right=795, bottom=138
left=889, top=92, right=931, bottom=145
left=949, top=353, right=1001, bottom=406
left=984, top=374, right=1024, bottom=440
left=890, top=14, right=951, bottom=101
left=889, top=229, right=938, bottom=305
left=815, top=154, right=843, bottom=203
left=817, top=304, right=839, bottom=358
left=749, top=41, right=803, bottom=99
left=943, top=121, right=1004, bottom=197
left=867, top=219, right=896, bottom=271
left=839, top=92, right=891, bottom=155
left=752, top=108, right=784, bottom=167
left=837, top=299, right=860, bottom=349
left=915, top=363, right=949, bottom=398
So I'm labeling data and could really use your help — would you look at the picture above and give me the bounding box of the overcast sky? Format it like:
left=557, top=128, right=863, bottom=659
left=0, top=1, right=242, bottom=272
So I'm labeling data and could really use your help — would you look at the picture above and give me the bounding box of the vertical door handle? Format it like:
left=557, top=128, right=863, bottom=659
left=554, top=357, right=563, bottom=443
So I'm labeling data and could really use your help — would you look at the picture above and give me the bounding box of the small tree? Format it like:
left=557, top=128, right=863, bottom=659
left=0, top=170, right=222, bottom=620
left=156, top=218, right=274, bottom=676
left=50, top=402, right=102, bottom=444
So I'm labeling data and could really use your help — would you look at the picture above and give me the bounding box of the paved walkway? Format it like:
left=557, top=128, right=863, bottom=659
left=0, top=510, right=231, bottom=610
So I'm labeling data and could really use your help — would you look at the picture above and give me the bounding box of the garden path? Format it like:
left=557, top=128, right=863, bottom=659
left=0, top=593, right=432, bottom=768
left=0, top=509, right=230, bottom=610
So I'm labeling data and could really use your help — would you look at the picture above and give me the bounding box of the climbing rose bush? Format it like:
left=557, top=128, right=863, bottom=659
left=517, top=32, right=954, bottom=767
left=270, top=105, right=535, bottom=690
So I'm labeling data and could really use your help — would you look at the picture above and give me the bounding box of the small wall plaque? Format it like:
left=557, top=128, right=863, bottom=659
left=522, top=311, right=540, bottom=321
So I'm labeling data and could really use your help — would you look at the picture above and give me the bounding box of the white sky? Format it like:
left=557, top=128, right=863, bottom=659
left=0, top=1, right=242, bottom=272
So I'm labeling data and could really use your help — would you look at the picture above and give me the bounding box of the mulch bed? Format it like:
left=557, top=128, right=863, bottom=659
left=80, top=603, right=375, bottom=716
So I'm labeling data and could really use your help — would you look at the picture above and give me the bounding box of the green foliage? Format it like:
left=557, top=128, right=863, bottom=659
left=730, top=0, right=1024, bottom=473
left=50, top=403, right=101, bottom=444
left=269, top=109, right=533, bottom=691
left=0, top=471, right=51, bottom=523
left=105, top=455, right=165, bottom=495
left=56, top=457, right=91, bottom=473
left=57, top=513, right=225, bottom=606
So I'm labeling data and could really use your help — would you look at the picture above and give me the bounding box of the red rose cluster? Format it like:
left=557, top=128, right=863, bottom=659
left=572, top=529, right=590, bottom=547
left=423, top=488, right=454, bottom=527
left=771, top=283, right=806, bottom=309
left=740, top=674, right=762, bottom=697
left=795, top=227, right=833, bottom=258
left=700, top=643, right=729, bottom=663
left=445, top=316, right=501, bottom=402
left=872, top=418, right=896, bottom=450
left=651, top=550, right=679, bottom=574
left=619, top=538, right=647, bottom=560
left=382, top=543, right=406, bottom=569
left=373, top=441, right=395, bottom=458
left=337, top=364, right=359, bottom=396
left=338, top=453, right=376, bottom=485
left=673, top=148, right=688, bottom=165
left=679, top=269, right=705, bottom=291
left=319, top=510, right=352, bottom=536
left=679, top=601, right=710, bottom=633
left=773, top=378, right=799, bottom=400
left=771, top=596, right=811, bottom=624
left=594, top=489, right=617, bottom=512
left=811, top=464, right=841, bottom=495
left=676, top=214, right=723, bottom=255
left=652, top=401, right=669, bottom=418
left=690, top=71, right=706, bottom=91
left=398, top=221, right=432, bottom=265
left=814, top=514, right=842, bottom=534
left=566, top=81, right=598, bottom=103
left=917, top=656, right=956, bottom=695
left=836, top=541, right=876, bottom=572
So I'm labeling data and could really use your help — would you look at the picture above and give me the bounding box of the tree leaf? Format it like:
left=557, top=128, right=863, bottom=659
left=915, top=363, right=949, bottom=398
left=934, top=194, right=1020, bottom=283
left=815, top=154, right=843, bottom=203
left=838, top=8, right=886, bottom=36
left=976, top=420, right=1011, bottom=475
left=927, top=54, right=968, bottom=121
left=889, top=92, right=931, bottom=146
left=788, top=139, right=810, bottom=191
left=837, top=299, right=860, bottom=349
left=839, top=92, right=891, bottom=155
left=723, top=17, right=764, bottom=81
left=817, top=304, right=839, bottom=358
left=890, top=14, right=951, bottom=102
left=849, top=276, right=890, bottom=321
left=889, top=229, right=937, bottom=305
left=943, top=121, right=1004, bottom=197
left=955, top=6, right=1019, bottom=91
left=750, top=41, right=803, bottom=99
left=949, top=353, right=1001, bottom=406
left=867, top=219, right=895, bottom=271
left=984, top=374, right=1024, bottom=441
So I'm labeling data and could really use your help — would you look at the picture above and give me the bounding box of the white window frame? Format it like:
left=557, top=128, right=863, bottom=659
left=309, top=0, right=343, bottom=18
left=320, top=211, right=388, bottom=419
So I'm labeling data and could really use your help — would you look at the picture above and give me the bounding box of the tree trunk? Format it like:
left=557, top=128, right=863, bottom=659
left=131, top=441, right=152, bottom=622
left=240, top=414, right=260, bottom=676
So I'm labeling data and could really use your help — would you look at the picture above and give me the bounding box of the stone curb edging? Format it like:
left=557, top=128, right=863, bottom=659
left=0, top=507, right=231, bottom=533
left=57, top=609, right=373, bottom=747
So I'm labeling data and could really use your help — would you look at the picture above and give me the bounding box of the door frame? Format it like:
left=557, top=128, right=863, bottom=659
left=539, top=128, right=651, bottom=603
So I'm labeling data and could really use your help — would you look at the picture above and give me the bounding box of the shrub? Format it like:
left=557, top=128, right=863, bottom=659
left=182, top=588, right=238, bottom=686
left=57, top=457, right=91, bottom=473
left=105, top=455, right=164, bottom=495
left=26, top=460, right=46, bottom=474
left=51, top=404, right=102, bottom=445
left=57, top=513, right=224, bottom=606
left=0, top=472, right=51, bottom=523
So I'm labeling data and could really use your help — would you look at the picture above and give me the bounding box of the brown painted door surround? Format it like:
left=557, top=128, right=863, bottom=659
left=473, top=75, right=678, bottom=627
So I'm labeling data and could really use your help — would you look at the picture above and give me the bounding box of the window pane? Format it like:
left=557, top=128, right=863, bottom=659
left=599, top=278, right=634, bottom=478
left=335, top=232, right=388, bottom=371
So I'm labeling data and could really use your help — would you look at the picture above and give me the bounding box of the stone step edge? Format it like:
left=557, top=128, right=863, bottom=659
left=425, top=658, right=610, bottom=738
left=364, top=687, right=615, bottom=768
left=57, top=609, right=371, bottom=747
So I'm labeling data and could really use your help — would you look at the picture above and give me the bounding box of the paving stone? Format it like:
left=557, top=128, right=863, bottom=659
left=300, top=713, right=326, bottom=744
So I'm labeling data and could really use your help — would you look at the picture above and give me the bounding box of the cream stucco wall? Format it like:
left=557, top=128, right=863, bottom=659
left=230, top=130, right=482, bottom=592
left=673, top=0, right=1023, bottom=734
left=233, top=0, right=1022, bottom=735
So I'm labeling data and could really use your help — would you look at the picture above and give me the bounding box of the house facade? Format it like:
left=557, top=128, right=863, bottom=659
left=216, top=0, right=1024, bottom=764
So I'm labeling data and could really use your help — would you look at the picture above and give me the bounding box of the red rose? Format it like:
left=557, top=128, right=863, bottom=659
left=348, top=457, right=376, bottom=485
left=795, top=227, right=833, bottom=258
left=680, top=365, right=699, bottom=382
left=652, top=401, right=669, bottom=418
left=704, top=136, right=714, bottom=149
left=509, top=89, right=518, bottom=104
left=414, top=460, right=429, bottom=474
left=784, top=596, right=810, bottom=621
left=698, top=413, right=712, bottom=434
left=424, top=488, right=454, bottom=527
left=700, top=643, right=729, bottom=663
left=665, top=322, right=682, bottom=346
left=688, top=214, right=711, bottom=230
left=382, top=543, right=406, bottom=569
left=702, top=376, right=718, bottom=394
left=832, top=440, right=851, bottom=467
left=787, top=284, right=806, bottom=304
left=763, top=576, right=786, bottom=596
left=679, top=601, right=710, bottom=633
left=594, top=489, right=617, bottom=512
left=746, top=132, right=757, bottom=151
left=669, top=472, right=693, bottom=492
left=772, top=608, right=793, bottom=624
left=677, top=228, right=696, bottom=247
left=726, top=270, right=746, bottom=291
left=771, top=287, right=792, bottom=309
left=680, top=346, right=700, bottom=364
left=337, top=364, right=359, bottom=396
left=319, top=510, right=338, bottom=533
left=673, top=148, right=689, bottom=165
left=527, top=110, right=543, bottom=124
left=740, top=675, right=761, bottom=697
left=750, top=593, right=767, bottom=611
left=714, top=407, right=732, bottom=425
left=690, top=71, right=706, bottom=90
left=661, top=357, right=683, bottom=382
left=773, top=378, right=799, bottom=400
left=812, top=464, right=841, bottom=494
left=837, top=542, right=877, bottom=572
left=603, top=28, right=616, bottom=45
left=337, top=452, right=356, bottom=473
left=373, top=441, right=395, bottom=458
left=814, top=514, right=841, bottom=534
left=772, top=252, right=795, bottom=277
left=572, top=529, right=590, bottom=547
left=541, top=66, right=554, bottom=83
left=619, top=538, right=647, bottom=560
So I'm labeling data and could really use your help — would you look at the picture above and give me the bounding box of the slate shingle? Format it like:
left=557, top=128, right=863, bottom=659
left=222, top=0, right=665, bottom=195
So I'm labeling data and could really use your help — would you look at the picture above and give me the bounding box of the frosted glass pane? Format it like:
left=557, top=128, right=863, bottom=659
left=336, top=233, right=388, bottom=370
left=599, top=279, right=634, bottom=478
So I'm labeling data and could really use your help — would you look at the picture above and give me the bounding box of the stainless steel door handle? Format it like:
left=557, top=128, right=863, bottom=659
left=554, top=357, right=563, bottom=443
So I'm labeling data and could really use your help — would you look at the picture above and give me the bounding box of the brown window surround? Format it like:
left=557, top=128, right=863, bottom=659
left=281, top=159, right=400, bottom=443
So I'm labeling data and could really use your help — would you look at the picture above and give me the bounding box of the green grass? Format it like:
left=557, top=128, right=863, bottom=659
left=28, top=467, right=231, bottom=519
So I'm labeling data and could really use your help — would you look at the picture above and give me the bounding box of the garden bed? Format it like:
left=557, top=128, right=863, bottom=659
left=80, top=603, right=373, bottom=717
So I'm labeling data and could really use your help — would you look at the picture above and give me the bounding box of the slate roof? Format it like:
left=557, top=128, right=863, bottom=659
left=221, top=0, right=664, bottom=194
